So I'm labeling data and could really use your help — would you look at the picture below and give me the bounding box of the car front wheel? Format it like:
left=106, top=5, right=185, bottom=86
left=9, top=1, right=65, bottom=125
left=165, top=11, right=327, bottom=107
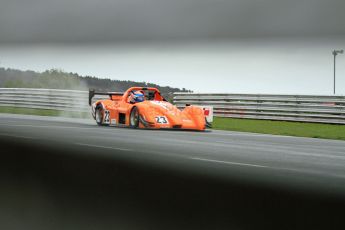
left=129, top=107, right=140, bottom=128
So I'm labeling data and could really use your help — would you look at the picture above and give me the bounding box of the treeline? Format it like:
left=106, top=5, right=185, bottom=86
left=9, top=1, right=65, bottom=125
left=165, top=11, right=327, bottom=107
left=0, top=68, right=191, bottom=99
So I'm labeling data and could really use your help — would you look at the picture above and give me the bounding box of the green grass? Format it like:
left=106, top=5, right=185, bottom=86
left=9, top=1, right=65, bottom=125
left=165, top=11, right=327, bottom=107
left=213, top=117, right=345, bottom=141
left=0, top=106, right=90, bottom=119
left=1, top=106, right=344, bottom=141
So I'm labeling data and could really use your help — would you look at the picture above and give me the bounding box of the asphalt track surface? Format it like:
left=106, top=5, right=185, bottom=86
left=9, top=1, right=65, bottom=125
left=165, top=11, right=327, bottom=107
left=1, top=113, right=345, bottom=229
left=1, top=113, right=345, bottom=195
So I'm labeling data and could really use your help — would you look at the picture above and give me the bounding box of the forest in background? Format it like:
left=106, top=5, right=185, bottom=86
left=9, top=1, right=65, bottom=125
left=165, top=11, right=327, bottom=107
left=0, top=68, right=191, bottom=99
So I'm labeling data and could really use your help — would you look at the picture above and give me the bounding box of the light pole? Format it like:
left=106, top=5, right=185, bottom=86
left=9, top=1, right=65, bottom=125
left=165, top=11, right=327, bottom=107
left=332, top=50, right=343, bottom=95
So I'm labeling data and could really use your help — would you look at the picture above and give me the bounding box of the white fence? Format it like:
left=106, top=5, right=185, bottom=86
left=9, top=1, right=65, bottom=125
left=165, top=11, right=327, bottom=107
left=174, top=93, right=345, bottom=124
left=1, top=88, right=345, bottom=124
left=0, top=88, right=108, bottom=112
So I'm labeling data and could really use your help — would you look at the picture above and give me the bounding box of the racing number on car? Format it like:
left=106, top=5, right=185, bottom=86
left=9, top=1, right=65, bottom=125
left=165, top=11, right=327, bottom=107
left=104, top=110, right=110, bottom=124
left=156, top=116, right=168, bottom=124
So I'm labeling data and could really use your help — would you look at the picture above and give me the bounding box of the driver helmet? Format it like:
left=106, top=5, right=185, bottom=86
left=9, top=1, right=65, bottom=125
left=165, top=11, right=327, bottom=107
left=129, top=90, right=145, bottom=103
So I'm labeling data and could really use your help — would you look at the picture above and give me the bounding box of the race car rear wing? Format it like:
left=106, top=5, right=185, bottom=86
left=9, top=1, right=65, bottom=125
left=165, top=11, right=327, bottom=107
left=88, top=89, right=124, bottom=105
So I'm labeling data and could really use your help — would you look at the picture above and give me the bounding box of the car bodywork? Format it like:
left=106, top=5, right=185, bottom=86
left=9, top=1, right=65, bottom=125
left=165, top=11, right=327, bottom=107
left=89, top=87, right=207, bottom=131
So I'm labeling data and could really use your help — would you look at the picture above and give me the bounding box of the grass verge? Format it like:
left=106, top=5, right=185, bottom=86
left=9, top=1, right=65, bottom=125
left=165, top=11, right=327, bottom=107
left=213, top=117, right=345, bottom=141
left=1, top=106, right=344, bottom=141
left=0, top=106, right=90, bottom=119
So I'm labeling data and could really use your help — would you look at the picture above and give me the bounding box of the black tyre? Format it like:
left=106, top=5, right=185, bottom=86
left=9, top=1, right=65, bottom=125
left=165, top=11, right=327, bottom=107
left=205, top=118, right=212, bottom=128
left=129, top=107, right=140, bottom=128
left=95, top=104, right=104, bottom=126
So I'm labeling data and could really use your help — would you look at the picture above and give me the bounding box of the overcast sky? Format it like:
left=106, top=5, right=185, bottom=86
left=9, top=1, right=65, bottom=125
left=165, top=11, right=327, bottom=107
left=0, top=0, right=345, bottom=94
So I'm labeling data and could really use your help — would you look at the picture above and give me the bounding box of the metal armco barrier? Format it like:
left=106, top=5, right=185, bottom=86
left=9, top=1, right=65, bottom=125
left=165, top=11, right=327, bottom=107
left=0, top=88, right=109, bottom=112
left=1, top=88, right=345, bottom=124
left=174, top=93, right=345, bottom=124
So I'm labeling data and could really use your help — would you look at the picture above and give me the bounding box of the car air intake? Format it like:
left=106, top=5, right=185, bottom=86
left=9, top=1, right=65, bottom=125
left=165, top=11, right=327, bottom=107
left=173, top=125, right=182, bottom=129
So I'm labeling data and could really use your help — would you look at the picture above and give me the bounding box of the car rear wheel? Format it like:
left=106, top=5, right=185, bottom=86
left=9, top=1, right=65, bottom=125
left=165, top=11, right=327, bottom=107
left=95, top=105, right=104, bottom=126
left=130, top=107, right=140, bottom=128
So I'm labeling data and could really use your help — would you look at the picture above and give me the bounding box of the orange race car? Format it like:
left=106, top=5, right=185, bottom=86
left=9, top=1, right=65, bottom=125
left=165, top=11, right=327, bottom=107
left=89, top=87, right=209, bottom=131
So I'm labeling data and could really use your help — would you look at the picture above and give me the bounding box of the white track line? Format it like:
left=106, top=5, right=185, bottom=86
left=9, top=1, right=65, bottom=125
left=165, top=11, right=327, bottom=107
left=0, top=123, right=106, bottom=132
left=0, top=133, right=36, bottom=140
left=75, top=143, right=132, bottom=152
left=190, top=157, right=268, bottom=168
left=190, top=157, right=345, bottom=178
